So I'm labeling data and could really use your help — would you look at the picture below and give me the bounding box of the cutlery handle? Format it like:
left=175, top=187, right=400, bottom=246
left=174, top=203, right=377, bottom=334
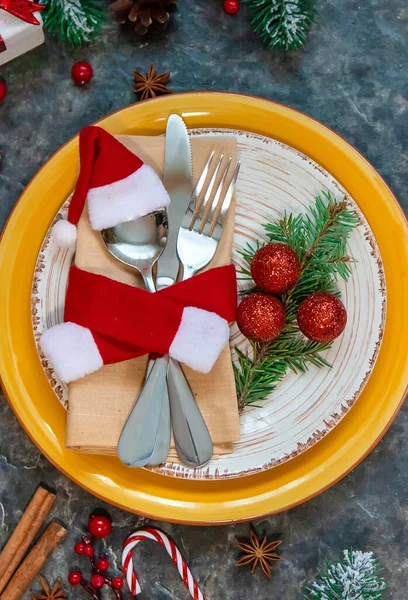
left=140, top=270, right=172, bottom=466
left=147, top=366, right=171, bottom=467
left=167, top=358, right=213, bottom=468
left=117, top=355, right=169, bottom=468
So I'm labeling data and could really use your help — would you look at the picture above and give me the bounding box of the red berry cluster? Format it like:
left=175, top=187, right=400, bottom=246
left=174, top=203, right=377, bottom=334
left=69, top=515, right=127, bottom=599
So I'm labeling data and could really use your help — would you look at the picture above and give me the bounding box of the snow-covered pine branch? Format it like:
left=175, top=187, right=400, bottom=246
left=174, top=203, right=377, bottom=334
left=41, top=0, right=104, bottom=46
left=305, top=550, right=387, bottom=600
left=244, top=0, right=317, bottom=50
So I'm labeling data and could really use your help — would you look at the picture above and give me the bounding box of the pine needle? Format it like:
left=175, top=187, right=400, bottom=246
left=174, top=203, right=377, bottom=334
left=235, top=192, right=358, bottom=411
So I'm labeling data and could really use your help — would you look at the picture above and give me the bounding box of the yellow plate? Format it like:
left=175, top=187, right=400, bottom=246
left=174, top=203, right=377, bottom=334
left=1, top=93, right=407, bottom=524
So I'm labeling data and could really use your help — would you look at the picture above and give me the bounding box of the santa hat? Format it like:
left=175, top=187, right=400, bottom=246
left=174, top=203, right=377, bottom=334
left=52, top=126, right=170, bottom=248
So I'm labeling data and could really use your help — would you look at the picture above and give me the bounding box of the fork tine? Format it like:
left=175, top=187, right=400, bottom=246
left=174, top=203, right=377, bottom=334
left=217, top=160, right=241, bottom=227
left=185, top=151, right=215, bottom=215
left=192, top=153, right=224, bottom=230
left=177, top=157, right=241, bottom=278
left=201, top=156, right=232, bottom=234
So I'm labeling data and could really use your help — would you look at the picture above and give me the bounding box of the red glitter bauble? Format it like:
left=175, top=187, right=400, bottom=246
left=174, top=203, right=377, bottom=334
left=71, top=61, right=93, bottom=85
left=91, top=574, right=105, bottom=589
left=68, top=571, right=82, bottom=586
left=237, top=292, right=286, bottom=342
left=223, top=0, right=240, bottom=14
left=251, top=243, right=301, bottom=294
left=297, top=292, right=347, bottom=342
left=88, top=515, right=112, bottom=539
left=0, top=81, right=7, bottom=102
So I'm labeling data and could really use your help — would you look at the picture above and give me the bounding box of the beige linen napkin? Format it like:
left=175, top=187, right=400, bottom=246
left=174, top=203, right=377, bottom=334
left=65, top=135, right=240, bottom=457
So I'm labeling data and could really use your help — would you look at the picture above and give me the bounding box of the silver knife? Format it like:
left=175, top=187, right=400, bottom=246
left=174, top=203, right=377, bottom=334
left=156, top=115, right=193, bottom=289
left=145, top=115, right=213, bottom=468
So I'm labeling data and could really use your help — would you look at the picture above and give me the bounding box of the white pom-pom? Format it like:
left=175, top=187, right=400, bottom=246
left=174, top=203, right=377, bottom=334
left=51, top=220, right=77, bottom=249
left=169, top=307, right=230, bottom=373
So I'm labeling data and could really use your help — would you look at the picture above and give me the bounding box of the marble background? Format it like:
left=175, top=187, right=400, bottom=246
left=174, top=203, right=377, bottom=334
left=0, top=0, right=407, bottom=598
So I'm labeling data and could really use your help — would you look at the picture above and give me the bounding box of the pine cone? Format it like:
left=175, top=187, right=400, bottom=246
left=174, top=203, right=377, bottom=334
left=110, top=0, right=177, bottom=35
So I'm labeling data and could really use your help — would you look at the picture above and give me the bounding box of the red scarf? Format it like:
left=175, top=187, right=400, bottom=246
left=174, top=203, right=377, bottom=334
left=40, top=264, right=237, bottom=382
left=65, top=264, right=237, bottom=362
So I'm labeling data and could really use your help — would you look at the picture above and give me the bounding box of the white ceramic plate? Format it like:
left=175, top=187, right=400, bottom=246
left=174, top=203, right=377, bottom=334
left=32, top=129, right=385, bottom=479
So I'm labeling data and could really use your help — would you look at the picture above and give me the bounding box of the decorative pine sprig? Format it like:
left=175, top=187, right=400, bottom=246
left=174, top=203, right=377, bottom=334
left=234, top=192, right=358, bottom=411
left=304, top=550, right=387, bottom=599
left=40, top=0, right=104, bottom=46
left=244, top=0, right=318, bottom=51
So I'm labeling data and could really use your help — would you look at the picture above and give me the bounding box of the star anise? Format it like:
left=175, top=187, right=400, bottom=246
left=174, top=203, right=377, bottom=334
left=236, top=529, right=282, bottom=578
left=32, top=577, right=66, bottom=600
left=132, top=64, right=171, bottom=101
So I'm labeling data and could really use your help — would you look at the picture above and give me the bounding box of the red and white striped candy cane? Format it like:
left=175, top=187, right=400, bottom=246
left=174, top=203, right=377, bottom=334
left=122, top=528, right=205, bottom=600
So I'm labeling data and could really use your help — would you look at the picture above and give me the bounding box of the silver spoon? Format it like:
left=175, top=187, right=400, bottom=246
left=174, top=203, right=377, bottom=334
left=101, top=210, right=171, bottom=467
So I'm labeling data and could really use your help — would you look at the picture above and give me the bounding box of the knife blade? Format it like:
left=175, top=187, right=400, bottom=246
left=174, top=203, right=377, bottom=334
left=156, top=114, right=193, bottom=290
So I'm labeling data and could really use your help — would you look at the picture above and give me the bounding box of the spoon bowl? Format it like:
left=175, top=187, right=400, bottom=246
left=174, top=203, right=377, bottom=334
left=101, top=209, right=168, bottom=289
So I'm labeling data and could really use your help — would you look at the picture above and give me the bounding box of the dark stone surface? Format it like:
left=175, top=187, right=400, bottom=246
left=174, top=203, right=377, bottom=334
left=0, top=0, right=407, bottom=597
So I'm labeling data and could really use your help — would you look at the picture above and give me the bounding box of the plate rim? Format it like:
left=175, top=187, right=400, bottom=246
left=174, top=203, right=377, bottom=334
left=1, top=91, right=407, bottom=524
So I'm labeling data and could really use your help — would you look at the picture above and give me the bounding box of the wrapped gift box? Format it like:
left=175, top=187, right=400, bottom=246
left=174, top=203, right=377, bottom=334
left=0, top=9, right=44, bottom=66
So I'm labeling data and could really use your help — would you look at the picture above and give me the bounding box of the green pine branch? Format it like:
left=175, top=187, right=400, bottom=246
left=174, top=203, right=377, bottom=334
left=304, top=550, right=387, bottom=599
left=235, top=192, right=358, bottom=411
left=244, top=0, right=318, bottom=51
left=41, top=0, right=105, bottom=46
left=234, top=336, right=331, bottom=409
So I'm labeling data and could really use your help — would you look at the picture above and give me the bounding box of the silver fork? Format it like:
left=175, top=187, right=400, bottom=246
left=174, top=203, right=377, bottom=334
left=166, top=153, right=241, bottom=466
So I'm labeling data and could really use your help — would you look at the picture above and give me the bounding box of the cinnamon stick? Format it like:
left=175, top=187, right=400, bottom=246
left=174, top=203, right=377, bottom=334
left=0, top=487, right=55, bottom=594
left=0, top=522, right=67, bottom=600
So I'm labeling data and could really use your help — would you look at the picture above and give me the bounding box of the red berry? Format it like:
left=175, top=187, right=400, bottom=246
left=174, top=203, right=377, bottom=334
left=74, top=542, right=85, bottom=555
left=83, top=545, right=94, bottom=557
left=112, top=577, right=124, bottom=590
left=97, top=557, right=110, bottom=571
left=237, top=292, right=286, bottom=342
left=68, top=571, right=82, bottom=586
left=0, top=81, right=7, bottom=102
left=91, top=574, right=105, bottom=589
left=71, top=61, right=93, bottom=85
left=251, top=243, right=301, bottom=294
left=223, top=0, right=240, bottom=14
left=88, top=515, right=112, bottom=539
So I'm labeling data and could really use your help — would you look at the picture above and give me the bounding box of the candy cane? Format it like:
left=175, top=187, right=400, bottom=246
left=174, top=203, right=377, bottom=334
left=122, top=528, right=205, bottom=600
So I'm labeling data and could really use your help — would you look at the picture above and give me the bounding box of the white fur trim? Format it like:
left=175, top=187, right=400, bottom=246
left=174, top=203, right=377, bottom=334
left=40, top=322, right=103, bottom=383
left=169, top=307, right=230, bottom=374
left=51, top=220, right=77, bottom=249
left=87, top=164, right=170, bottom=231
